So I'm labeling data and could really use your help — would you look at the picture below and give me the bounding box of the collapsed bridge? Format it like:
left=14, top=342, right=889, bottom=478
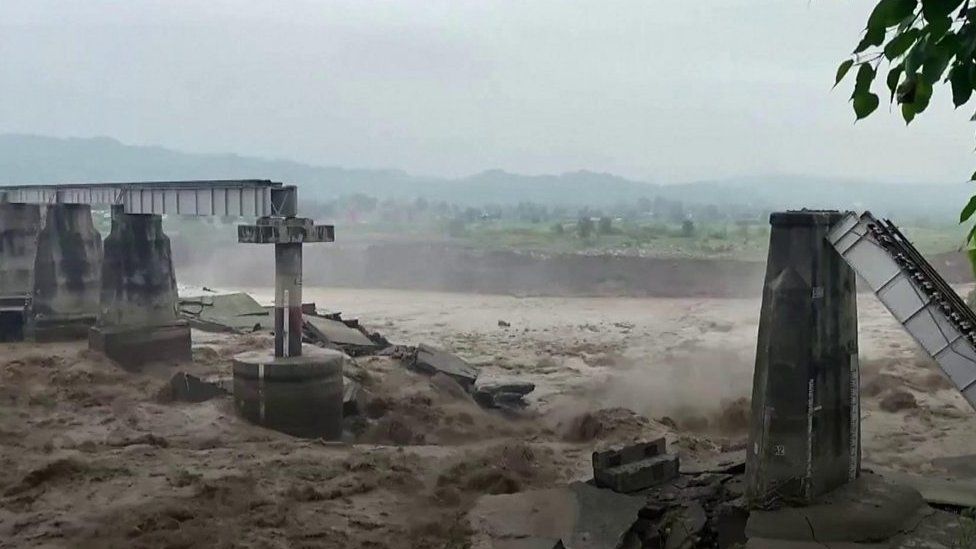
left=0, top=178, right=332, bottom=378
left=747, top=209, right=976, bottom=511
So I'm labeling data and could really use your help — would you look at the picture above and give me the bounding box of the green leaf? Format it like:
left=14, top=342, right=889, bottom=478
left=926, top=15, right=953, bottom=41
left=903, top=101, right=918, bottom=123
left=915, top=78, right=934, bottom=112
left=922, top=38, right=955, bottom=83
left=967, top=223, right=976, bottom=245
left=868, top=0, right=919, bottom=31
left=951, top=63, right=973, bottom=106
left=856, top=26, right=887, bottom=53
left=885, top=28, right=922, bottom=59
left=888, top=65, right=905, bottom=101
left=959, top=23, right=976, bottom=58
left=905, top=38, right=928, bottom=76
left=970, top=170, right=976, bottom=180
left=853, top=92, right=881, bottom=119
left=961, top=195, right=976, bottom=222
left=835, top=60, right=855, bottom=87
left=855, top=63, right=877, bottom=95
left=923, top=0, right=965, bottom=20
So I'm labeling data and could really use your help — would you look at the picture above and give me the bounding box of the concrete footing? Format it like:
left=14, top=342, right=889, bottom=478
left=0, top=203, right=42, bottom=341
left=90, top=206, right=189, bottom=368
left=233, top=347, right=344, bottom=439
left=89, top=323, right=191, bottom=371
left=746, top=473, right=927, bottom=545
left=746, top=210, right=860, bottom=507
left=27, top=204, right=102, bottom=341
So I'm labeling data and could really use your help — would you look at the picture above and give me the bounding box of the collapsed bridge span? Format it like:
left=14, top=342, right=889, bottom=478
left=828, top=212, right=976, bottom=409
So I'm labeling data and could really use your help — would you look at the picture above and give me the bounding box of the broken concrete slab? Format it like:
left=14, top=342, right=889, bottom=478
left=931, top=453, right=976, bottom=478
left=412, top=343, right=479, bottom=390
left=178, top=292, right=270, bottom=334
left=473, top=379, right=535, bottom=409
left=593, top=438, right=679, bottom=493
left=468, top=481, right=644, bottom=549
left=880, top=469, right=976, bottom=509
left=304, top=314, right=380, bottom=354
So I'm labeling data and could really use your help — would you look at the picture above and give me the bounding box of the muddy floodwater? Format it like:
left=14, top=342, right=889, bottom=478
left=1, top=287, right=975, bottom=547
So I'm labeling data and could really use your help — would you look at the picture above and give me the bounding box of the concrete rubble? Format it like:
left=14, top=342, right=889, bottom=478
left=157, top=371, right=229, bottom=403
left=473, top=380, right=536, bottom=409
left=411, top=343, right=480, bottom=390
left=303, top=312, right=383, bottom=355
left=178, top=291, right=270, bottom=333
left=468, top=481, right=647, bottom=549
left=593, top=438, right=680, bottom=493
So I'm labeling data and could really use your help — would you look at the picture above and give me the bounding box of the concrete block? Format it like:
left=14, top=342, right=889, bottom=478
left=593, top=438, right=667, bottom=470
left=89, top=322, right=192, bottom=371
left=593, top=453, right=680, bottom=493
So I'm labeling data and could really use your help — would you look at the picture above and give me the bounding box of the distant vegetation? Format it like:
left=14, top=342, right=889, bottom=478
left=161, top=191, right=970, bottom=260
left=1, top=134, right=971, bottom=259
left=0, top=134, right=971, bottom=219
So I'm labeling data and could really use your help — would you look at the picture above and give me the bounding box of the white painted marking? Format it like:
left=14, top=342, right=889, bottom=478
left=258, top=363, right=266, bottom=422
left=283, top=289, right=290, bottom=358
left=805, top=378, right=814, bottom=496
left=850, top=353, right=860, bottom=481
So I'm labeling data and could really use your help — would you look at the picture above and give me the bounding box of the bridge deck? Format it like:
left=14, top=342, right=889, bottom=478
left=0, top=179, right=293, bottom=217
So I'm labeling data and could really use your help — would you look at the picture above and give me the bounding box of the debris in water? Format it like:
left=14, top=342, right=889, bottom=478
left=157, top=372, right=229, bottom=403
left=410, top=343, right=479, bottom=390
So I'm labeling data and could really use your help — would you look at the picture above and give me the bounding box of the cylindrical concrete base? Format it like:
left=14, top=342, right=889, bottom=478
left=233, top=346, right=344, bottom=439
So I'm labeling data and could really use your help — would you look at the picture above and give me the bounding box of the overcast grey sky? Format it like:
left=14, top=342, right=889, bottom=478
left=0, top=1, right=972, bottom=183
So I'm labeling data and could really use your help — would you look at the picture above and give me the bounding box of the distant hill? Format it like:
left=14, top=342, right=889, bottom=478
left=0, top=134, right=966, bottom=218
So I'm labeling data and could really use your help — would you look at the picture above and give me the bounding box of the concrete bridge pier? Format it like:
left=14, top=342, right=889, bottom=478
left=233, top=213, right=342, bottom=439
left=27, top=204, right=102, bottom=341
left=0, top=203, right=43, bottom=341
left=745, top=210, right=860, bottom=508
left=89, top=205, right=190, bottom=370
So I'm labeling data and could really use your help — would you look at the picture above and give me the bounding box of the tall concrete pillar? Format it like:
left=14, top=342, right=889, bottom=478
left=0, top=203, right=42, bottom=341
left=89, top=205, right=190, bottom=369
left=233, top=213, right=343, bottom=439
left=27, top=204, right=102, bottom=341
left=745, top=210, right=860, bottom=508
